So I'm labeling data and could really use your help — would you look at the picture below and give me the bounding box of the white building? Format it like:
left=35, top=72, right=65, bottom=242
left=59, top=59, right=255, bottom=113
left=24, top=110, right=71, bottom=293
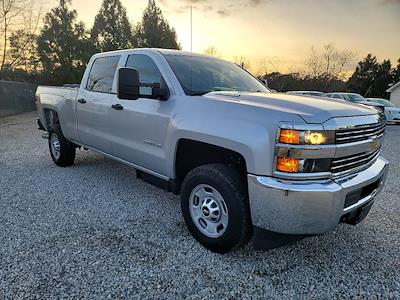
left=387, top=81, right=400, bottom=106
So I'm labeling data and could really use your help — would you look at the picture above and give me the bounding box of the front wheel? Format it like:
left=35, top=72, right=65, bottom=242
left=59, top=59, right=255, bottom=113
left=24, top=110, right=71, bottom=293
left=48, top=124, right=76, bottom=167
left=181, top=164, right=253, bottom=253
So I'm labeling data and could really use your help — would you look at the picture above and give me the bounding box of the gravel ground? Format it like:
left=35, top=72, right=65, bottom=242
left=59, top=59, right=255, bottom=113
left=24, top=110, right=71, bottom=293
left=0, top=112, right=399, bottom=299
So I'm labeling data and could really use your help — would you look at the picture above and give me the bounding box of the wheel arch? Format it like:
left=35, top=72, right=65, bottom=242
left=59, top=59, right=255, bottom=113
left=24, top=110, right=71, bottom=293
left=43, top=108, right=60, bottom=129
left=173, top=138, right=248, bottom=191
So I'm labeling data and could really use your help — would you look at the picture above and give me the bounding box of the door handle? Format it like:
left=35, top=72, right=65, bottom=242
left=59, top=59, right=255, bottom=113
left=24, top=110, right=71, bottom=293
left=111, top=104, right=124, bottom=110
left=77, top=98, right=86, bottom=104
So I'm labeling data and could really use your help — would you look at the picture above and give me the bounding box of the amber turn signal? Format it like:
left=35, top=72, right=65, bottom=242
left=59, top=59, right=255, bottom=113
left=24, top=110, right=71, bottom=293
left=276, top=157, right=300, bottom=173
left=279, top=129, right=300, bottom=144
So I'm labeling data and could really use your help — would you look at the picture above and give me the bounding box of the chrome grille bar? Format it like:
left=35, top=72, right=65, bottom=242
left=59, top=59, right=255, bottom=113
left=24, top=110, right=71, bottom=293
left=335, top=121, right=385, bottom=144
left=331, top=148, right=380, bottom=175
left=336, top=124, right=385, bottom=136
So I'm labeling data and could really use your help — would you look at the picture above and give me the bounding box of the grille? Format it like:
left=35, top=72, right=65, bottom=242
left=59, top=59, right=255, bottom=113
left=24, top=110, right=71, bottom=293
left=335, top=121, right=385, bottom=144
left=331, top=147, right=380, bottom=175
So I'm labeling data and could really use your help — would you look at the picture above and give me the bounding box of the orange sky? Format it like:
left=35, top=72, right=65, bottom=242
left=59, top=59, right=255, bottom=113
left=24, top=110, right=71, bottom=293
left=48, top=0, right=400, bottom=73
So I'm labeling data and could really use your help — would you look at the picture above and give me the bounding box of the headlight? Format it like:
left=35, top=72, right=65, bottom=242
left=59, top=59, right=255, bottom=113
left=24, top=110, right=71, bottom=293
left=275, top=125, right=334, bottom=175
left=276, top=157, right=332, bottom=173
left=279, top=129, right=335, bottom=145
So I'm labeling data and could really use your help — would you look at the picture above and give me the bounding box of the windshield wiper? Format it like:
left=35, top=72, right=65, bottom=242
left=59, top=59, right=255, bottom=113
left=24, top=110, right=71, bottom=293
left=189, top=91, right=212, bottom=96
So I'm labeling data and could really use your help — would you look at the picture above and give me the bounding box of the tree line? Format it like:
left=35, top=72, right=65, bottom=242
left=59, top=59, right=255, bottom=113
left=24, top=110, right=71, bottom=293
left=0, top=0, right=180, bottom=85
left=204, top=44, right=400, bottom=99
left=260, top=45, right=400, bottom=99
left=1, top=0, right=399, bottom=98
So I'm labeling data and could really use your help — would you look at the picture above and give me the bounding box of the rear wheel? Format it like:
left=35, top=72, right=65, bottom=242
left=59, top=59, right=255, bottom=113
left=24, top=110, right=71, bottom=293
left=48, top=124, right=76, bottom=167
left=181, top=164, right=252, bottom=253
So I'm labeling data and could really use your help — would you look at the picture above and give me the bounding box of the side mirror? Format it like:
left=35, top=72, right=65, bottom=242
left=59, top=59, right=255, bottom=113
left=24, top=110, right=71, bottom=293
left=117, top=67, right=140, bottom=100
left=151, top=82, right=169, bottom=100
left=117, top=67, right=170, bottom=101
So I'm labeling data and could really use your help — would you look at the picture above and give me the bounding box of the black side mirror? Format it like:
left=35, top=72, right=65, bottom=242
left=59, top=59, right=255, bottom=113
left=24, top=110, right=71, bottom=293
left=117, top=67, right=170, bottom=101
left=151, top=81, right=169, bottom=101
left=117, top=67, right=140, bottom=100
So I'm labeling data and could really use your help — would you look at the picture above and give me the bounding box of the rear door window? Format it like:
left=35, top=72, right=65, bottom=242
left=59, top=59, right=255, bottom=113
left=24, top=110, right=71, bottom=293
left=87, top=56, right=120, bottom=93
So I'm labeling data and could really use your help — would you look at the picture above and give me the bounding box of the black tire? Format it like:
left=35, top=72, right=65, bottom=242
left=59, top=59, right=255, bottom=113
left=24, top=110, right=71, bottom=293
left=181, top=164, right=253, bottom=253
left=48, top=124, right=76, bottom=167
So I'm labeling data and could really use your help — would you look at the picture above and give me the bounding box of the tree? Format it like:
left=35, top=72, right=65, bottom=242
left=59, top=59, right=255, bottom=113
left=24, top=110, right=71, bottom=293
left=264, top=72, right=345, bottom=92
left=37, top=0, right=92, bottom=84
left=304, top=44, right=355, bottom=91
left=8, top=30, right=40, bottom=73
left=347, top=54, right=393, bottom=98
left=233, top=55, right=250, bottom=70
left=202, top=46, right=220, bottom=57
left=91, top=0, right=132, bottom=52
left=256, top=57, right=282, bottom=77
left=134, top=0, right=180, bottom=49
left=0, top=0, right=40, bottom=72
left=391, top=59, right=400, bottom=84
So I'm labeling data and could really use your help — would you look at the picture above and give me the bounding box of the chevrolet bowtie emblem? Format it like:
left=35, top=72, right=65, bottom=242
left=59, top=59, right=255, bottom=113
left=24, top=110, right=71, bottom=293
left=370, top=139, right=379, bottom=151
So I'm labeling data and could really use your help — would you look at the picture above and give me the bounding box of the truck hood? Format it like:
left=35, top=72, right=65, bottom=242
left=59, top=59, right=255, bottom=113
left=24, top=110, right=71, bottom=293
left=204, top=92, right=377, bottom=123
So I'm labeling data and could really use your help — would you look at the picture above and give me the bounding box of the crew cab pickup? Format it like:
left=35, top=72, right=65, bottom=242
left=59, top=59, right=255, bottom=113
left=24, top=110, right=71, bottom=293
left=36, top=48, right=389, bottom=253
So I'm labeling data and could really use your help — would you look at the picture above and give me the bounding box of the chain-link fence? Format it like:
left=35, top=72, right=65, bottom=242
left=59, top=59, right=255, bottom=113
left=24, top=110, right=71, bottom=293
left=0, top=80, right=37, bottom=117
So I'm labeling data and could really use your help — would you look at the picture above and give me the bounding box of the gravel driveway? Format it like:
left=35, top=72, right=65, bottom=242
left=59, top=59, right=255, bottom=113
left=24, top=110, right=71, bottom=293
left=0, top=112, right=399, bottom=299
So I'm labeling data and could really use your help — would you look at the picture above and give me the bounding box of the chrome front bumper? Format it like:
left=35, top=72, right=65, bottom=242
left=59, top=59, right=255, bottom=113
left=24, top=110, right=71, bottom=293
left=248, top=156, right=389, bottom=235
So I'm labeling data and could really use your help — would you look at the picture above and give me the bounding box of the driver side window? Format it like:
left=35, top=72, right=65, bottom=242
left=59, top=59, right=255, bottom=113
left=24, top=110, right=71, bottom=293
left=126, top=54, right=162, bottom=95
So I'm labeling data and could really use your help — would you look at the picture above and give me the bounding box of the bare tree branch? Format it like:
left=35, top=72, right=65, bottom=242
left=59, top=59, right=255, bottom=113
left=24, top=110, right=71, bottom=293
left=0, top=0, right=39, bottom=71
left=233, top=55, right=250, bottom=70
left=202, top=46, right=220, bottom=58
left=304, top=43, right=356, bottom=90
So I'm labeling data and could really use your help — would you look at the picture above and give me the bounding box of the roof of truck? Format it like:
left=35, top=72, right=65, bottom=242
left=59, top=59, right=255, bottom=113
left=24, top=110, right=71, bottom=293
left=93, top=48, right=210, bottom=59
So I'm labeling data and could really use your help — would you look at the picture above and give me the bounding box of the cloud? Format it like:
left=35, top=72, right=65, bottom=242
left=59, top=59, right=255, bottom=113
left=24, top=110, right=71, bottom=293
left=172, top=4, right=193, bottom=14
left=249, top=0, right=265, bottom=6
left=182, top=0, right=208, bottom=3
left=171, top=0, right=271, bottom=16
left=378, top=0, right=400, bottom=5
left=216, top=9, right=230, bottom=17
left=158, top=0, right=169, bottom=6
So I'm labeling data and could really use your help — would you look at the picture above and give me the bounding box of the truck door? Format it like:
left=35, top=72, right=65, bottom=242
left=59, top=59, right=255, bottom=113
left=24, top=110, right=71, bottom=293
left=76, top=55, right=120, bottom=154
left=108, top=53, right=171, bottom=176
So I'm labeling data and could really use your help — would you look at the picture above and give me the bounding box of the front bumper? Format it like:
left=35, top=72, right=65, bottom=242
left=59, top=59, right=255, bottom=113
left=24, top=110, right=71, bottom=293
left=248, top=156, right=389, bottom=235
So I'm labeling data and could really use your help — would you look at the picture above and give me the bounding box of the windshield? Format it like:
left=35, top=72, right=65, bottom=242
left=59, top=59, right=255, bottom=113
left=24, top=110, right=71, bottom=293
left=163, top=54, right=269, bottom=96
left=307, top=92, right=324, bottom=96
left=342, top=94, right=365, bottom=102
left=373, top=99, right=397, bottom=107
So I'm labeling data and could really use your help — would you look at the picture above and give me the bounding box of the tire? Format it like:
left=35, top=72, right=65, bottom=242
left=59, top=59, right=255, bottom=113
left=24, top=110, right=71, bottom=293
left=181, top=164, right=253, bottom=253
left=48, top=124, right=76, bottom=167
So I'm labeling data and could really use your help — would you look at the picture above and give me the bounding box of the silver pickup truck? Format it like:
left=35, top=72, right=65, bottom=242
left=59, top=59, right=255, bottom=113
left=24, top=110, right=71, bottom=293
left=36, top=48, right=389, bottom=253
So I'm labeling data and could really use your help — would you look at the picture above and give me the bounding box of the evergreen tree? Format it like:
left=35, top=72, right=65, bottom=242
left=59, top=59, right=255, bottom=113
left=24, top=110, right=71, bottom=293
left=134, top=0, right=180, bottom=49
left=347, top=54, right=393, bottom=98
left=9, top=30, right=40, bottom=74
left=391, top=59, right=400, bottom=83
left=91, top=0, right=133, bottom=52
left=37, top=0, right=92, bottom=84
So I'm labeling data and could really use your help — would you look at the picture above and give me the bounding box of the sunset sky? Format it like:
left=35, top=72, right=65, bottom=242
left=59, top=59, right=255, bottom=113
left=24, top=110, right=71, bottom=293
left=48, top=0, right=400, bottom=73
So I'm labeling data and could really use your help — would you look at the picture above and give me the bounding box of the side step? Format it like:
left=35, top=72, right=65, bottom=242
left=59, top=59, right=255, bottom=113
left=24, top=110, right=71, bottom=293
left=136, top=170, right=180, bottom=194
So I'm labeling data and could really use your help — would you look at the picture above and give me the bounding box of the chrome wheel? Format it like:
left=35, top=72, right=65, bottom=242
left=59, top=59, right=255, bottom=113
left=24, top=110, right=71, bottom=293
left=189, top=184, right=229, bottom=238
left=50, top=133, right=61, bottom=160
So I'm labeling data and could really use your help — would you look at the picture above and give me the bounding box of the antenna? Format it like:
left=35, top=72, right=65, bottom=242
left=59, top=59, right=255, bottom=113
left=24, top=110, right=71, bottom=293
left=190, top=5, right=193, bottom=94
